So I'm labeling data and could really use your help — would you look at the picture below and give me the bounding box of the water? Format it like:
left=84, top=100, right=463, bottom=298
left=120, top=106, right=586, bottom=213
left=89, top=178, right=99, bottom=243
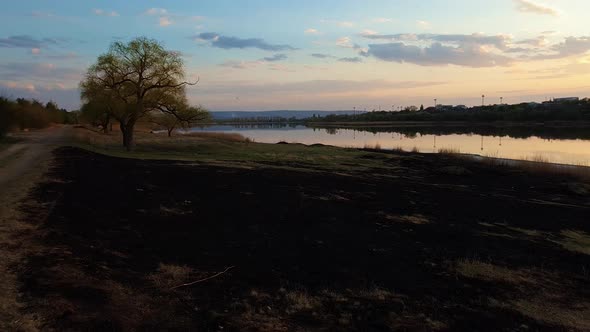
left=190, top=124, right=590, bottom=166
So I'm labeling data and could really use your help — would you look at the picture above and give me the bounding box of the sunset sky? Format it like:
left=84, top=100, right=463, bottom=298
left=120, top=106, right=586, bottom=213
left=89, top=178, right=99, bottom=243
left=1, top=0, right=590, bottom=110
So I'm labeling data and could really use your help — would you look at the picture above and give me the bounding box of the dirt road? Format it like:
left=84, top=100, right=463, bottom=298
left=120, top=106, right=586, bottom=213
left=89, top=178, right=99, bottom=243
left=0, top=126, right=70, bottom=187
left=0, top=126, right=71, bottom=331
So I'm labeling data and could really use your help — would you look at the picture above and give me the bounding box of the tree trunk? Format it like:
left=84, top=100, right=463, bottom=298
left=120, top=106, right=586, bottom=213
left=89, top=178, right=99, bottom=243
left=120, top=120, right=136, bottom=151
left=167, top=126, right=175, bottom=137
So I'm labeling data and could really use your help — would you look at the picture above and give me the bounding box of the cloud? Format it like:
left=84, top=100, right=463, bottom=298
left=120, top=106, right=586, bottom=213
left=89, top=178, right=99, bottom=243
left=195, top=33, right=296, bottom=51
left=159, top=17, right=173, bottom=27
left=336, top=37, right=353, bottom=48
left=373, top=18, right=393, bottom=24
left=338, top=57, right=363, bottom=63
left=219, top=60, right=262, bottom=70
left=144, top=8, right=168, bottom=15
left=0, top=62, right=81, bottom=79
left=363, top=42, right=512, bottom=67
left=143, top=8, right=204, bottom=27
left=31, top=11, right=56, bottom=18
left=0, top=83, right=81, bottom=109
left=0, top=61, right=84, bottom=109
left=416, top=20, right=431, bottom=29
left=320, top=19, right=355, bottom=28
left=304, top=28, right=320, bottom=35
left=530, top=36, right=590, bottom=59
left=218, top=57, right=291, bottom=70
left=311, top=53, right=336, bottom=59
left=187, top=79, right=447, bottom=110
left=43, top=52, right=80, bottom=60
left=0, top=35, right=61, bottom=49
left=262, top=54, right=288, bottom=62
left=357, top=31, right=590, bottom=66
left=362, top=33, right=512, bottom=50
left=93, top=9, right=119, bottom=17
left=31, top=48, right=41, bottom=55
left=515, top=36, right=548, bottom=47
left=514, top=0, right=558, bottom=16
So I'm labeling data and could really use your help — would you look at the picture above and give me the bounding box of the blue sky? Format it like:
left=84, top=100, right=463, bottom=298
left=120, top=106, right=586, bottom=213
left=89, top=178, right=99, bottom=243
left=1, top=0, right=590, bottom=110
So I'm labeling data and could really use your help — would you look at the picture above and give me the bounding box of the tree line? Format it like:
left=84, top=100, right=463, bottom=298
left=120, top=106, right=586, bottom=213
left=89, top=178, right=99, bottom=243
left=307, top=102, right=590, bottom=123
left=0, top=97, right=77, bottom=137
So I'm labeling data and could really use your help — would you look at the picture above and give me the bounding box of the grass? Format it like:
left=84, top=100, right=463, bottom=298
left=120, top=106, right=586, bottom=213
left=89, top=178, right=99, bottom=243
left=438, top=147, right=461, bottom=154
left=363, top=142, right=382, bottom=150
left=455, top=257, right=590, bottom=330
left=555, top=230, right=590, bottom=255
left=70, top=126, right=400, bottom=174
left=455, top=258, right=530, bottom=284
left=148, top=263, right=193, bottom=289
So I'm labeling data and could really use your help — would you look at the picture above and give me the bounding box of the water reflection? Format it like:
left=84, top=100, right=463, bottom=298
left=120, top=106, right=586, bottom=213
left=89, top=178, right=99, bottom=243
left=190, top=125, right=590, bottom=166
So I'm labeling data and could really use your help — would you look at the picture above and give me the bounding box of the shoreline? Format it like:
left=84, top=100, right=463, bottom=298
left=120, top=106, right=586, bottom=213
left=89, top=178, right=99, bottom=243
left=209, top=120, right=590, bottom=128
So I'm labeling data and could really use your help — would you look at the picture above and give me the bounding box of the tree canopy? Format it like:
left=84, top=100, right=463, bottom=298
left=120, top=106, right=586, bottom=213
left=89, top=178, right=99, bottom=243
left=80, top=37, right=204, bottom=149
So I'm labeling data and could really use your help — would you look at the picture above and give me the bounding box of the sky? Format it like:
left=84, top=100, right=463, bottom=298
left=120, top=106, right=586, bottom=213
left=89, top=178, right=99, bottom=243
left=1, top=0, right=590, bottom=111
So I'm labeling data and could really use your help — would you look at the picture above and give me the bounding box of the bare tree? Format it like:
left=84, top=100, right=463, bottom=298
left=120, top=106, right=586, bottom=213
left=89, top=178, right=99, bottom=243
left=150, top=105, right=210, bottom=137
left=80, top=37, right=198, bottom=150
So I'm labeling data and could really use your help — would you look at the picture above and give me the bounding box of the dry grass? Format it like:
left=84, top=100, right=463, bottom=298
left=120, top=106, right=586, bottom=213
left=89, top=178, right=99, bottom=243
left=511, top=298, right=590, bottom=331
left=364, top=143, right=382, bottom=150
left=455, top=258, right=590, bottom=329
left=380, top=213, right=430, bottom=225
left=438, top=147, right=461, bottom=154
left=455, top=258, right=531, bottom=284
left=0, top=155, right=55, bottom=331
left=148, top=263, right=193, bottom=289
left=554, top=230, right=590, bottom=255
left=285, top=291, right=322, bottom=312
left=178, top=131, right=248, bottom=142
left=474, top=153, right=590, bottom=181
left=526, top=153, right=550, bottom=163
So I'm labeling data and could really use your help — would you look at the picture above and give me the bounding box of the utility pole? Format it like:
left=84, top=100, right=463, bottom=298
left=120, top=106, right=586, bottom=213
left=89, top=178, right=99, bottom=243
left=434, top=98, right=437, bottom=107
left=482, top=94, right=485, bottom=106
left=500, top=97, right=503, bottom=105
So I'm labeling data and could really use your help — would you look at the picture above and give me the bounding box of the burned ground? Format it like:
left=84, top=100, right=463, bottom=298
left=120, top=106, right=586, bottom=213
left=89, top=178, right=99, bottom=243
left=16, top=147, right=590, bottom=331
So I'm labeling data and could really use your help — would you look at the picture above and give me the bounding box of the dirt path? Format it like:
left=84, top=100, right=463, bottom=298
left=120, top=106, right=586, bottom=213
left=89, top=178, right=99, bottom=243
left=0, top=126, right=70, bottom=187
left=0, top=126, right=71, bottom=331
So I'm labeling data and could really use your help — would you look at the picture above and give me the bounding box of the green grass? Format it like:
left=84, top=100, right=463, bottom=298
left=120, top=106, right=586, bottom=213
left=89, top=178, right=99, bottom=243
left=70, top=128, right=401, bottom=174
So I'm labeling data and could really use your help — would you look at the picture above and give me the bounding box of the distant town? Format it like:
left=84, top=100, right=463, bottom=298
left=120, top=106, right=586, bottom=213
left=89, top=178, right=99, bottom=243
left=214, top=97, right=590, bottom=123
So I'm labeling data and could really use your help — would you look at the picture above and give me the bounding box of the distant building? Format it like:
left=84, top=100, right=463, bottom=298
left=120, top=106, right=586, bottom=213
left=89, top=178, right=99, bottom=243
left=435, top=104, right=454, bottom=111
left=553, top=97, right=579, bottom=103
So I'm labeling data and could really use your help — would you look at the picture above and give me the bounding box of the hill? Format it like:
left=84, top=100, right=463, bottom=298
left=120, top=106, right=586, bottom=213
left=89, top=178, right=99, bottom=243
left=210, top=110, right=362, bottom=120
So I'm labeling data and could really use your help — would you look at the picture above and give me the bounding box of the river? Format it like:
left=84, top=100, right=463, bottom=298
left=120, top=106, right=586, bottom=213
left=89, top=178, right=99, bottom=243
left=190, top=124, right=590, bottom=166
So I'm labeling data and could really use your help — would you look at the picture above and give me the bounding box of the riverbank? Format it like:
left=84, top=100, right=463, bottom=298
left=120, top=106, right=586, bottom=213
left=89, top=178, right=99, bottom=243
left=6, top=126, right=590, bottom=330
left=307, top=120, right=590, bottom=128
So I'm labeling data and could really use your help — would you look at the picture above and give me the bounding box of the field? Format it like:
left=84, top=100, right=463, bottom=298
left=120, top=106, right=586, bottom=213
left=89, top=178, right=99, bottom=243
left=3, top=127, right=590, bottom=331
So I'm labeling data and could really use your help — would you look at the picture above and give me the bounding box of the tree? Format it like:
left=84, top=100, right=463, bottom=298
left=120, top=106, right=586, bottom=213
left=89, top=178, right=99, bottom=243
left=149, top=105, right=210, bottom=137
left=80, top=101, right=113, bottom=133
left=420, top=104, right=424, bottom=111
left=80, top=37, right=198, bottom=150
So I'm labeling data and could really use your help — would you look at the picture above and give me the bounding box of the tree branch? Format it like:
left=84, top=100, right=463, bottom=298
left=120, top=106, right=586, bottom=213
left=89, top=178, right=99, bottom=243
left=142, top=77, right=200, bottom=97
left=170, top=266, right=235, bottom=290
